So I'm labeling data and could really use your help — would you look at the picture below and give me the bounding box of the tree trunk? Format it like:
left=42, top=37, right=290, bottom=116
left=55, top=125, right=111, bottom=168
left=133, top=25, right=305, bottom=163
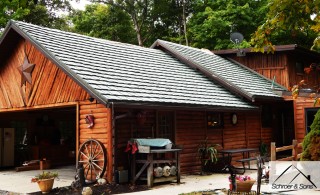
left=182, top=0, right=188, bottom=46
left=132, top=16, right=143, bottom=46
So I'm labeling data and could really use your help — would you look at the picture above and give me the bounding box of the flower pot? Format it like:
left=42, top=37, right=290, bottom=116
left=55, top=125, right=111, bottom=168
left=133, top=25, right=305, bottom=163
left=37, top=178, right=54, bottom=194
left=236, top=180, right=255, bottom=192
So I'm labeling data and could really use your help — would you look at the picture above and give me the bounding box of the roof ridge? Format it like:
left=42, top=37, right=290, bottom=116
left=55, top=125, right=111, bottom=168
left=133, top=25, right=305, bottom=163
left=152, top=39, right=284, bottom=101
left=152, top=39, right=255, bottom=101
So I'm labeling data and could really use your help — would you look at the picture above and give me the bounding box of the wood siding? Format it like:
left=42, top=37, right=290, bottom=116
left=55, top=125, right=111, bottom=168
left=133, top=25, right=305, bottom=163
left=176, top=110, right=206, bottom=174
left=229, top=53, right=289, bottom=88
left=0, top=38, right=113, bottom=181
left=114, top=108, right=269, bottom=175
left=0, top=40, right=90, bottom=109
left=289, top=96, right=320, bottom=143
left=228, top=52, right=320, bottom=90
left=79, top=101, right=113, bottom=182
left=114, top=108, right=157, bottom=170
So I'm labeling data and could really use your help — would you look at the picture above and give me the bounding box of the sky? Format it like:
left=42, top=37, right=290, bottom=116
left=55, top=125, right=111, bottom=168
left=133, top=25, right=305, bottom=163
left=56, top=0, right=91, bottom=16
left=70, top=0, right=91, bottom=11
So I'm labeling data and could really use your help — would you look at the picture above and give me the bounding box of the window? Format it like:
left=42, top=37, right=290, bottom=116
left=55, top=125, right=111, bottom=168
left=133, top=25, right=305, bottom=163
left=295, top=62, right=304, bottom=75
left=305, top=108, right=319, bottom=133
left=207, top=112, right=223, bottom=128
left=157, top=111, right=174, bottom=140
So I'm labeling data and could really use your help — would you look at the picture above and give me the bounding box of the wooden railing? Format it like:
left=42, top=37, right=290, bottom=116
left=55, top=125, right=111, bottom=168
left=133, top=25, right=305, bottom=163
left=270, top=140, right=302, bottom=161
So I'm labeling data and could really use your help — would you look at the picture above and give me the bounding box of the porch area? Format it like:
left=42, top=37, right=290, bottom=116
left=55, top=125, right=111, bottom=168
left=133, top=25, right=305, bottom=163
left=1, top=163, right=319, bottom=195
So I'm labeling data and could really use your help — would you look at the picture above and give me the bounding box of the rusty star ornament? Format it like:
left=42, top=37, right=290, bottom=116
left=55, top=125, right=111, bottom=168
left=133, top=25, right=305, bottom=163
left=18, top=56, right=35, bottom=86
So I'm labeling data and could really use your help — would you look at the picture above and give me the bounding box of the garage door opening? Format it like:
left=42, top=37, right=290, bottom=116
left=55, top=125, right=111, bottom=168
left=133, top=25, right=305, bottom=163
left=0, top=106, right=77, bottom=169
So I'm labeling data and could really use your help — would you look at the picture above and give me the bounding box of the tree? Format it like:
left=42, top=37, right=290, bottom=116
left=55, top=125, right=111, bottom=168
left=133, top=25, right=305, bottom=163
left=301, top=108, right=320, bottom=161
left=251, top=0, right=320, bottom=53
left=1, top=0, right=29, bottom=29
left=188, top=0, right=268, bottom=50
left=150, top=0, right=194, bottom=45
left=90, top=0, right=193, bottom=46
left=0, top=0, right=71, bottom=31
left=70, top=3, right=136, bottom=44
left=91, top=0, right=151, bottom=46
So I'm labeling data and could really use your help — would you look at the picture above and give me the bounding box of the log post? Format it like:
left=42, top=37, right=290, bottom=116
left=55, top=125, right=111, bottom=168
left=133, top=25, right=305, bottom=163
left=271, top=142, right=276, bottom=161
left=292, top=139, right=297, bottom=161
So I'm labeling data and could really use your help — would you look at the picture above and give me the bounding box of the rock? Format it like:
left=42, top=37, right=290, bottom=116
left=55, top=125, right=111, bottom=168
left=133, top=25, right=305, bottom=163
left=97, top=178, right=107, bottom=185
left=82, top=187, right=92, bottom=195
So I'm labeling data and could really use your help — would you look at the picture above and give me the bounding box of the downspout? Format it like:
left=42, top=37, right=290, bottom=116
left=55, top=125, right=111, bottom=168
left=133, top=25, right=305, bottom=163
left=111, top=102, right=116, bottom=182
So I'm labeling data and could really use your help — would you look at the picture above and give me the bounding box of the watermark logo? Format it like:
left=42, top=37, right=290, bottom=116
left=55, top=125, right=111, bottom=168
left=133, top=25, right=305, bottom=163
left=269, top=161, right=320, bottom=191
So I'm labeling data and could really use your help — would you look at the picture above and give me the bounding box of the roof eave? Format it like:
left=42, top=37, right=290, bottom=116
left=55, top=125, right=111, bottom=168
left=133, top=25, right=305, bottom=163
left=213, top=44, right=320, bottom=58
left=252, top=95, right=284, bottom=102
left=109, top=100, right=258, bottom=111
left=151, top=40, right=255, bottom=102
left=7, top=21, right=108, bottom=105
left=213, top=44, right=299, bottom=54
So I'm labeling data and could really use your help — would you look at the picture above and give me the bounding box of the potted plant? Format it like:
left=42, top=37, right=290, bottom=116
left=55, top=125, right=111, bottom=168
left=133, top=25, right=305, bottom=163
left=31, top=171, right=58, bottom=194
left=228, top=175, right=256, bottom=192
left=197, top=137, right=221, bottom=174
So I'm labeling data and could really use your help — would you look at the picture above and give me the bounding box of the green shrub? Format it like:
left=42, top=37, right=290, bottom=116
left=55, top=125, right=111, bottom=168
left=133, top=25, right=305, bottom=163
left=301, top=109, right=320, bottom=160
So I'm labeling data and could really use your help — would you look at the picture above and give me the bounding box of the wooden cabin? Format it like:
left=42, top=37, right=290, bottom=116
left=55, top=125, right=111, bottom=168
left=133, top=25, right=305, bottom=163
left=214, top=45, right=320, bottom=145
left=0, top=21, right=288, bottom=183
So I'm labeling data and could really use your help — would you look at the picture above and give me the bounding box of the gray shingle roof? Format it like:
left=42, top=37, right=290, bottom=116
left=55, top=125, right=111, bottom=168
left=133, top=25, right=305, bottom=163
left=2, top=21, right=260, bottom=109
left=152, top=40, right=286, bottom=102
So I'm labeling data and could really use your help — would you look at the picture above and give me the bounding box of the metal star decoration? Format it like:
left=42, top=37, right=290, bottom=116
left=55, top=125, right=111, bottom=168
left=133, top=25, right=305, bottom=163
left=18, top=56, right=35, bottom=86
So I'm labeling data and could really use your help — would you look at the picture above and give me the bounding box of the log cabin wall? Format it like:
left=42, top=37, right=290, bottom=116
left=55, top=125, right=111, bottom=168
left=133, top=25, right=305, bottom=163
left=221, top=112, right=270, bottom=166
left=114, top=108, right=269, bottom=175
left=227, top=52, right=320, bottom=90
left=286, top=53, right=320, bottom=90
left=228, top=53, right=289, bottom=88
left=0, top=38, right=113, bottom=181
left=114, top=108, right=158, bottom=171
left=175, top=110, right=207, bottom=174
left=79, top=101, right=113, bottom=181
left=288, top=96, right=320, bottom=143
left=222, top=50, right=320, bottom=148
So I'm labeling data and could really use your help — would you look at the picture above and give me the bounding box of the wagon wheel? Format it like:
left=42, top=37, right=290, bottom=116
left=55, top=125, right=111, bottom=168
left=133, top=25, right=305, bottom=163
left=78, top=139, right=107, bottom=184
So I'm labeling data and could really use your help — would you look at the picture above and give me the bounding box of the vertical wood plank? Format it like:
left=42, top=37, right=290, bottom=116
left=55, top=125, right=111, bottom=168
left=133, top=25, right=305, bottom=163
left=271, top=142, right=276, bottom=161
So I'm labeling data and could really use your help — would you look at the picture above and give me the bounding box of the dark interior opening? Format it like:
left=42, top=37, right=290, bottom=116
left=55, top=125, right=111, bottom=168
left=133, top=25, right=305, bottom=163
left=0, top=106, right=76, bottom=168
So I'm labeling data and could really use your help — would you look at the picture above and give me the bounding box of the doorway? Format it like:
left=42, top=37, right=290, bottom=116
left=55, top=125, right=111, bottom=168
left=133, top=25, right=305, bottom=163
left=0, top=106, right=77, bottom=168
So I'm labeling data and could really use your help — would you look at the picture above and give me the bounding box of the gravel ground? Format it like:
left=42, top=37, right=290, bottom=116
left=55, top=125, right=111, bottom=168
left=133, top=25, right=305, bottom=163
left=0, top=182, right=149, bottom=195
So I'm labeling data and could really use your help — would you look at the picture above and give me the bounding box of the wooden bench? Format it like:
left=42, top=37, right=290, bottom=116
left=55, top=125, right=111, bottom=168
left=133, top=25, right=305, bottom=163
left=236, top=156, right=265, bottom=173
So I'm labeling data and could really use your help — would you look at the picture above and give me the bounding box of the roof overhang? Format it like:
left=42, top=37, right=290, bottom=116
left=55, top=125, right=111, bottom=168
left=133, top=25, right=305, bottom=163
left=109, top=100, right=258, bottom=111
left=213, top=44, right=320, bottom=59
